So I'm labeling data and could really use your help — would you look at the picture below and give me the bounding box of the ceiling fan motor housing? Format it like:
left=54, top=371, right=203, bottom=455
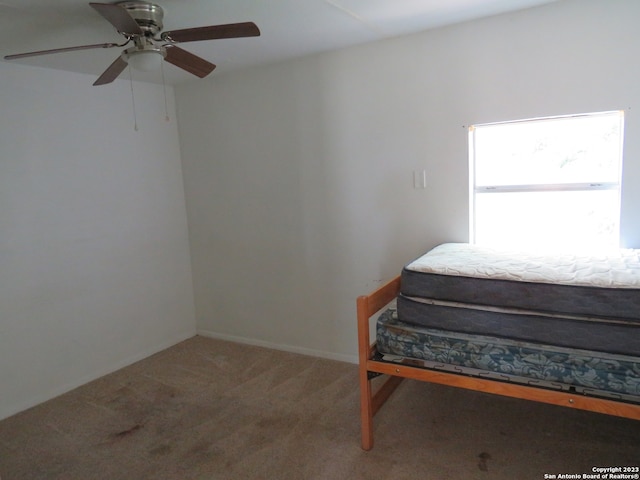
left=116, top=1, right=164, bottom=36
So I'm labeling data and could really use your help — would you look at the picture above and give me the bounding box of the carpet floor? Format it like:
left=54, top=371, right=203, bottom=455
left=0, top=335, right=638, bottom=479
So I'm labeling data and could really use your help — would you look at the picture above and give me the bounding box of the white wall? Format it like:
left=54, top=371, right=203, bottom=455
left=0, top=63, right=196, bottom=419
left=176, top=0, right=640, bottom=362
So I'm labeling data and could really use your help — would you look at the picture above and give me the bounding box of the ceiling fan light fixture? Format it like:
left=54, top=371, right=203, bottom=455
left=5, top=2, right=261, bottom=85
left=124, top=46, right=165, bottom=72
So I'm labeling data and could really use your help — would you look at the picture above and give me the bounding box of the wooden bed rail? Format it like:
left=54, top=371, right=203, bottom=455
left=357, top=275, right=640, bottom=451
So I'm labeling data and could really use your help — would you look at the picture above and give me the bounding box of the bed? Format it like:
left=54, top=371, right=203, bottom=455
left=357, top=243, right=640, bottom=450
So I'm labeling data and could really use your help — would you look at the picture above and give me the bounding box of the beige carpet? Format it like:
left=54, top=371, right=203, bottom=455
left=0, top=335, right=638, bottom=479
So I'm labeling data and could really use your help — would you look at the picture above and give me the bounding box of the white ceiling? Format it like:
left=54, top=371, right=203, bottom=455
left=0, top=0, right=560, bottom=85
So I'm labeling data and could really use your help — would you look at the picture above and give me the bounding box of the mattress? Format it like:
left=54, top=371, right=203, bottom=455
left=376, top=309, right=640, bottom=403
left=398, top=243, right=640, bottom=355
left=401, top=243, right=640, bottom=320
left=397, top=295, right=640, bottom=356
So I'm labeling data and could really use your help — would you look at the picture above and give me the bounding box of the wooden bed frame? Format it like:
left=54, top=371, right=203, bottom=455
left=357, top=275, right=640, bottom=451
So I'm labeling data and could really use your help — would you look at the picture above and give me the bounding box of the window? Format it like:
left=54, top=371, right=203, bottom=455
left=469, top=111, right=624, bottom=252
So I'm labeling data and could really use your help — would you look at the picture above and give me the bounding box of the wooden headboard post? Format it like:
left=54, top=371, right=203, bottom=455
left=357, top=275, right=402, bottom=450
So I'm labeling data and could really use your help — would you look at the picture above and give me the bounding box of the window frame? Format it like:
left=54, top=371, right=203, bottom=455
left=468, top=111, right=624, bottom=249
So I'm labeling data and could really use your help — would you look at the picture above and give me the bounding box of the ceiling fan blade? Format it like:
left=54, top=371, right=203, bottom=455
left=164, top=45, right=216, bottom=78
left=90, top=2, right=142, bottom=35
left=93, top=55, right=128, bottom=86
left=4, top=42, right=119, bottom=60
left=161, top=22, right=260, bottom=43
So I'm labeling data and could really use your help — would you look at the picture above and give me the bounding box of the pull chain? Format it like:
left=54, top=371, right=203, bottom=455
left=128, top=65, right=138, bottom=131
left=161, top=60, right=170, bottom=122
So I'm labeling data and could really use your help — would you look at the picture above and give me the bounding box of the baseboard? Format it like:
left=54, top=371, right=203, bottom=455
left=0, top=329, right=197, bottom=421
left=196, top=329, right=358, bottom=365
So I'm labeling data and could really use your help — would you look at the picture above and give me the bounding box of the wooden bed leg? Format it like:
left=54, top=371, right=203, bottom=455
left=358, top=295, right=375, bottom=450
left=360, top=369, right=375, bottom=450
left=372, top=375, right=404, bottom=415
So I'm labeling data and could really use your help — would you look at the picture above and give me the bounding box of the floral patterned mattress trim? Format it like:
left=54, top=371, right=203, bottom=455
left=376, top=309, right=640, bottom=402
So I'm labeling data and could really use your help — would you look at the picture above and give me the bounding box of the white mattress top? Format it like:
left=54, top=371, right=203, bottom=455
left=406, top=243, right=640, bottom=288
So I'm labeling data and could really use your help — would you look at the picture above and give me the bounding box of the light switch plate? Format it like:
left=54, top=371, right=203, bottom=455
left=413, top=170, right=427, bottom=189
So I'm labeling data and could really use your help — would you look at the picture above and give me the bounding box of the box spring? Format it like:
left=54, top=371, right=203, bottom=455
left=376, top=309, right=640, bottom=403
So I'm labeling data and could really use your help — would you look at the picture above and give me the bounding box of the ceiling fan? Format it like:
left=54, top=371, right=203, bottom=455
left=3, top=1, right=260, bottom=85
